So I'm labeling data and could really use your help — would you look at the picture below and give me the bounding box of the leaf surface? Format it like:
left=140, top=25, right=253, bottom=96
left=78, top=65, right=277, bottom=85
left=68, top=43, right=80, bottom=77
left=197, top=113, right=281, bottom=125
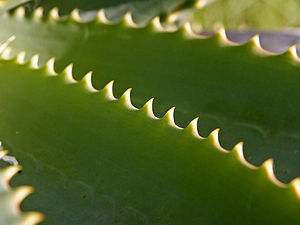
left=0, top=57, right=299, bottom=225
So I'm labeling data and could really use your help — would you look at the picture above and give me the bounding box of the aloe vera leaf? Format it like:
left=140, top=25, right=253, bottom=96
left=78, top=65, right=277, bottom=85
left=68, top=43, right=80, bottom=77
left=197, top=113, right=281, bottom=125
left=1, top=11, right=300, bottom=183
left=0, top=55, right=298, bottom=224
left=193, top=0, right=300, bottom=29
left=0, top=0, right=30, bottom=14
left=0, top=151, right=44, bottom=225
left=25, top=0, right=197, bottom=24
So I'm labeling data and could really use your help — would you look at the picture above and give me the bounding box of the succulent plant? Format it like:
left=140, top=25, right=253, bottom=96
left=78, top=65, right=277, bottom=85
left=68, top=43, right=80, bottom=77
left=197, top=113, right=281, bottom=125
left=0, top=0, right=299, bottom=224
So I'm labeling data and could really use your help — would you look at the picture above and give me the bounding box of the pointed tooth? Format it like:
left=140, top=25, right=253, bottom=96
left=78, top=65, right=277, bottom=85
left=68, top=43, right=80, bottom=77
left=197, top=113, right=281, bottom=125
left=70, top=8, right=82, bottom=22
left=1, top=47, right=12, bottom=60
left=22, top=212, right=45, bottom=225
left=291, top=178, right=300, bottom=199
left=208, top=128, right=228, bottom=152
left=100, top=80, right=116, bottom=100
left=33, top=7, right=44, bottom=19
left=16, top=51, right=26, bottom=64
left=82, top=72, right=98, bottom=92
left=250, top=34, right=274, bottom=55
left=152, top=17, right=164, bottom=31
left=182, top=22, right=200, bottom=39
left=62, top=64, right=76, bottom=83
left=96, top=8, right=111, bottom=24
left=195, top=0, right=208, bottom=8
left=48, top=7, right=60, bottom=21
left=119, top=88, right=138, bottom=110
left=162, top=107, right=181, bottom=128
left=217, top=27, right=238, bottom=46
left=14, top=6, right=25, bottom=18
left=12, top=186, right=34, bottom=212
left=29, top=54, right=39, bottom=69
left=140, top=98, right=158, bottom=119
left=185, top=117, right=203, bottom=138
left=231, top=142, right=256, bottom=169
left=287, top=45, right=300, bottom=62
left=0, top=150, right=8, bottom=159
left=45, top=57, right=57, bottom=75
left=0, top=35, right=16, bottom=54
left=0, top=166, right=22, bottom=189
left=123, top=12, right=139, bottom=28
left=262, top=159, right=284, bottom=187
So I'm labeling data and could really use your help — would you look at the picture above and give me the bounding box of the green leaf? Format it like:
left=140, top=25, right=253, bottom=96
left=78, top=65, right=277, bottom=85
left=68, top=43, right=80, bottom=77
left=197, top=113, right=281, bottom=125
left=0, top=56, right=298, bottom=224
left=0, top=151, right=44, bottom=225
left=0, top=12, right=299, bottom=182
left=26, top=0, right=197, bottom=24
left=0, top=0, right=30, bottom=15
left=193, top=0, right=300, bottom=29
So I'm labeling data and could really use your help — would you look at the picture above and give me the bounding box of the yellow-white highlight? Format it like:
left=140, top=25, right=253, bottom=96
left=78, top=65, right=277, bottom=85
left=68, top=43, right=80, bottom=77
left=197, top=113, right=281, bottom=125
left=163, top=107, right=182, bottom=129
left=16, top=51, right=26, bottom=64
left=33, top=7, right=44, bottom=19
left=187, top=117, right=203, bottom=139
left=124, top=12, right=139, bottom=28
left=0, top=150, right=8, bottom=159
left=23, top=212, right=45, bottom=225
left=142, top=98, right=158, bottom=119
left=49, top=7, right=59, bottom=20
left=0, top=35, right=16, bottom=54
left=12, top=186, right=34, bottom=213
left=195, top=0, right=208, bottom=8
left=288, top=45, right=300, bottom=62
left=121, top=88, right=138, bottom=110
left=217, top=28, right=238, bottom=46
left=14, top=6, right=25, bottom=18
left=63, top=64, right=76, bottom=83
left=291, top=178, right=300, bottom=199
left=70, top=8, right=81, bottom=22
left=29, top=54, right=39, bottom=69
left=210, top=128, right=228, bottom=153
left=262, top=159, right=284, bottom=187
left=232, top=142, right=256, bottom=169
left=83, top=72, right=98, bottom=92
left=1, top=166, right=21, bottom=189
left=46, top=57, right=57, bottom=75
left=1, top=47, right=12, bottom=60
left=183, top=23, right=200, bottom=39
left=102, top=80, right=116, bottom=100
left=97, top=9, right=111, bottom=24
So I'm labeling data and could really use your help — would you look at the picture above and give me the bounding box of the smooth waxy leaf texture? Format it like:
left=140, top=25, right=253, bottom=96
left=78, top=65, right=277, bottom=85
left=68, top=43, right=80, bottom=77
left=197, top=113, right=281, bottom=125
left=193, top=0, right=300, bottom=29
left=0, top=11, right=300, bottom=182
left=0, top=56, right=299, bottom=225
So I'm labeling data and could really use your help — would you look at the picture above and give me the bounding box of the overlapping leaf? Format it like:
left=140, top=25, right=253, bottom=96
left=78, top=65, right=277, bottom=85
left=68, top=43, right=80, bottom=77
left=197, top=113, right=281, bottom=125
left=0, top=10, right=300, bottom=182
left=0, top=55, right=298, bottom=224
left=0, top=0, right=30, bottom=15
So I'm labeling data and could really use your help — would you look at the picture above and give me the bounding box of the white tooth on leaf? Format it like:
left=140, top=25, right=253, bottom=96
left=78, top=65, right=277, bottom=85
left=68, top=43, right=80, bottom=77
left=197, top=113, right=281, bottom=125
left=1, top=47, right=12, bottom=60
left=124, top=12, right=139, bottom=28
left=101, top=80, right=116, bottom=100
left=183, top=23, right=200, bottom=39
left=16, top=51, right=26, bottom=64
left=33, top=7, right=44, bottom=19
left=152, top=17, right=164, bottom=32
left=0, top=150, right=8, bottom=159
left=46, top=57, right=57, bottom=75
left=195, top=0, right=208, bottom=8
left=22, top=212, right=45, bottom=225
left=1, top=166, right=22, bottom=189
left=209, top=128, right=228, bottom=153
left=291, top=178, right=300, bottom=199
left=49, top=7, right=59, bottom=20
left=82, top=72, right=98, bottom=92
left=186, top=117, right=203, bottom=139
left=12, top=186, right=34, bottom=213
left=96, top=9, right=111, bottom=24
left=250, top=34, right=274, bottom=55
left=62, top=64, right=76, bottom=83
left=141, top=98, right=158, bottom=119
left=29, top=54, right=39, bottom=69
left=0, top=35, right=16, bottom=54
left=14, top=6, right=25, bottom=18
left=217, top=27, right=238, bottom=46
left=232, top=142, right=256, bottom=169
left=287, top=45, right=300, bottom=62
left=163, top=107, right=181, bottom=129
left=120, top=88, right=138, bottom=110
left=262, top=159, right=285, bottom=187
left=70, top=8, right=81, bottom=22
